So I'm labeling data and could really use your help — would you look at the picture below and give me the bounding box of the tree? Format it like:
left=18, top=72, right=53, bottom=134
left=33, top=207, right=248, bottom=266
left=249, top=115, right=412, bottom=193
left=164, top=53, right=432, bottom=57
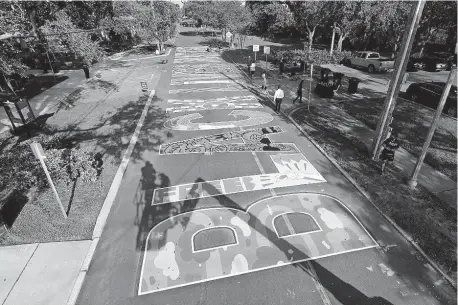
left=247, top=1, right=294, bottom=40
left=287, top=1, right=337, bottom=51
left=0, top=1, right=34, bottom=92
left=416, top=1, right=457, bottom=56
left=41, top=11, right=105, bottom=65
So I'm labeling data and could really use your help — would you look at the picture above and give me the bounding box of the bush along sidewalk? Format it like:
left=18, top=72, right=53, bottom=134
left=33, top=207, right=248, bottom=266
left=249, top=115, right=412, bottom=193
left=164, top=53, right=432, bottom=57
left=0, top=131, right=103, bottom=242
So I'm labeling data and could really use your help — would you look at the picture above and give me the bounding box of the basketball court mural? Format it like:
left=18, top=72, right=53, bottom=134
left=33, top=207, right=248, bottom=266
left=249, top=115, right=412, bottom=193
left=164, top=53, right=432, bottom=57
left=159, top=126, right=298, bottom=155
left=152, top=153, right=325, bottom=205
left=137, top=47, right=375, bottom=297
left=139, top=193, right=378, bottom=295
left=163, top=110, right=273, bottom=131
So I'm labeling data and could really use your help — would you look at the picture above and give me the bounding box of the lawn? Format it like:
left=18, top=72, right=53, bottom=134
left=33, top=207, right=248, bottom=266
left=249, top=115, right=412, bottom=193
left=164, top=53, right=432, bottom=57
left=291, top=104, right=457, bottom=282
left=337, top=97, right=457, bottom=182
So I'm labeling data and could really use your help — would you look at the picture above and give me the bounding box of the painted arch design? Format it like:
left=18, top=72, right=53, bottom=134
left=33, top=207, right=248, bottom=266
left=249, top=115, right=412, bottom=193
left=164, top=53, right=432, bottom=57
left=138, top=193, right=378, bottom=295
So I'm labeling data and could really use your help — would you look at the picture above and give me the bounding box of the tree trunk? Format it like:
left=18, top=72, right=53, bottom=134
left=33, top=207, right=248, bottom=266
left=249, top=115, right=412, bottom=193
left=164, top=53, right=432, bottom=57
left=391, top=34, right=402, bottom=59
left=308, top=27, right=316, bottom=52
left=337, top=34, right=346, bottom=52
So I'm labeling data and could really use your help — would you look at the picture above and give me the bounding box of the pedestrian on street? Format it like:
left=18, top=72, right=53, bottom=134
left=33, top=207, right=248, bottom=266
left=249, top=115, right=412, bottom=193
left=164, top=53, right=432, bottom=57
left=380, top=131, right=400, bottom=174
left=82, top=63, right=90, bottom=79
left=292, top=79, right=304, bottom=104
left=250, top=62, right=256, bottom=78
left=273, top=85, right=284, bottom=113
left=261, top=72, right=267, bottom=90
left=247, top=56, right=253, bottom=73
left=279, top=56, right=285, bottom=75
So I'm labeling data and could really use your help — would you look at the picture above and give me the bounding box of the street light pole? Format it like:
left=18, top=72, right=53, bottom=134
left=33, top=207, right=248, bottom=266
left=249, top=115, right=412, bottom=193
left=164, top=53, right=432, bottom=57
left=407, top=68, right=457, bottom=188
left=371, top=0, right=425, bottom=161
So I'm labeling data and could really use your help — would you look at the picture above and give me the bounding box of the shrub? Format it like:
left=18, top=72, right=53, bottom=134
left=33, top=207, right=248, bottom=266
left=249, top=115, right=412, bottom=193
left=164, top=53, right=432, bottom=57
left=0, top=134, right=102, bottom=197
left=272, top=49, right=352, bottom=66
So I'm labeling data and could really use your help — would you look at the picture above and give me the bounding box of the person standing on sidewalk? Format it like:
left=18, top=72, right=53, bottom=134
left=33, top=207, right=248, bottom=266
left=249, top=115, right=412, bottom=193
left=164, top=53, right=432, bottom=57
left=380, top=131, right=400, bottom=174
left=292, top=79, right=304, bottom=104
left=82, top=63, right=90, bottom=79
left=273, top=85, right=284, bottom=113
left=261, top=72, right=267, bottom=90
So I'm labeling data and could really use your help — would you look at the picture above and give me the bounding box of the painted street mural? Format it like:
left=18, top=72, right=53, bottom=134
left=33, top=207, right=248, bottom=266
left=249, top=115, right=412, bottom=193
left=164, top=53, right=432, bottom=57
left=139, top=193, right=378, bottom=295
left=159, top=126, right=298, bottom=155
left=166, top=102, right=261, bottom=113
left=168, top=86, right=246, bottom=95
left=152, top=153, right=325, bottom=205
left=163, top=110, right=273, bottom=131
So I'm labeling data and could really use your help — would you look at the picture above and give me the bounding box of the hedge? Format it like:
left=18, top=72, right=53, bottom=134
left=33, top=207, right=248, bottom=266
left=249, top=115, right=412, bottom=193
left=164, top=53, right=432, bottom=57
left=272, top=49, right=352, bottom=66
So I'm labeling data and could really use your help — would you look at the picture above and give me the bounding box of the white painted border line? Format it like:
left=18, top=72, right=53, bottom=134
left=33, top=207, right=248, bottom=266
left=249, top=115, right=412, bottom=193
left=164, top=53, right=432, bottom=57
left=67, top=90, right=156, bottom=305
left=138, top=192, right=379, bottom=296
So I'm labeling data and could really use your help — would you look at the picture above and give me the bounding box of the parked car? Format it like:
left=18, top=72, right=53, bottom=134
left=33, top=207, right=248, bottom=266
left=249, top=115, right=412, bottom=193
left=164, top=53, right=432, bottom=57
left=420, top=53, right=456, bottom=72
left=345, top=51, right=395, bottom=73
left=406, top=82, right=457, bottom=117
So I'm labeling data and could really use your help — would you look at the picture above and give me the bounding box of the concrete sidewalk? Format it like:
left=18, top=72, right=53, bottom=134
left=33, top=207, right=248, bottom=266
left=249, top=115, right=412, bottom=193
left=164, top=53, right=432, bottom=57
left=0, top=69, right=88, bottom=135
left=247, top=65, right=457, bottom=210
left=0, top=241, right=91, bottom=305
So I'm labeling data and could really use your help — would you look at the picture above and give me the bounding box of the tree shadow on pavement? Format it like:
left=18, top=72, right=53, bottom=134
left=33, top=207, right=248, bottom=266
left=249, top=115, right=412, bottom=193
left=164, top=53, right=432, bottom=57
left=44, top=95, right=173, bottom=163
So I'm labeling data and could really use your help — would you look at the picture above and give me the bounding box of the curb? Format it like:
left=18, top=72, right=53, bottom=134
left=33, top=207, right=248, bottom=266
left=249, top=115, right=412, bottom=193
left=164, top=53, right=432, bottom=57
left=225, top=51, right=457, bottom=290
left=287, top=105, right=456, bottom=289
left=66, top=89, right=157, bottom=305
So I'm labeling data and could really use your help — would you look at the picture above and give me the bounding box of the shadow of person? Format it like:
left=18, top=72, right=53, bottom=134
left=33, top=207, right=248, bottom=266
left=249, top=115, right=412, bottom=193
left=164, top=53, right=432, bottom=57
left=136, top=169, right=177, bottom=251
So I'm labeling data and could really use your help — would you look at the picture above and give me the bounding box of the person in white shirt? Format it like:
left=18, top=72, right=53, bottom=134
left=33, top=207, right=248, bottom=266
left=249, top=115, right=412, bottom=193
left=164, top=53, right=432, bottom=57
left=273, top=85, right=284, bottom=113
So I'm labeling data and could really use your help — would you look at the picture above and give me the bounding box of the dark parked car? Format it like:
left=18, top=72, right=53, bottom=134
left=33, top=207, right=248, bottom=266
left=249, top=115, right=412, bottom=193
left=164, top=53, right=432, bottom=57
left=406, top=82, right=457, bottom=117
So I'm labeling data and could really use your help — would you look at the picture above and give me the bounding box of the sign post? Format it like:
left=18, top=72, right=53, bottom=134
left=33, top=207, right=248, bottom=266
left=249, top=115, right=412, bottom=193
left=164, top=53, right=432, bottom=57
left=30, top=142, right=67, bottom=218
left=263, top=46, right=270, bottom=73
left=308, top=64, right=313, bottom=112
left=253, top=45, right=259, bottom=62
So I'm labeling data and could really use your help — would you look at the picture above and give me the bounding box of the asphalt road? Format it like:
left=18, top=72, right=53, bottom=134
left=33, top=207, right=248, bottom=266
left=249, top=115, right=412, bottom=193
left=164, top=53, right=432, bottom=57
left=77, top=29, right=456, bottom=305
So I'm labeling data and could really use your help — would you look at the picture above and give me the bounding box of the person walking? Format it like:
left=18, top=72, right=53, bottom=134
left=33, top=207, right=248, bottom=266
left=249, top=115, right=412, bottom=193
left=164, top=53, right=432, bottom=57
left=292, top=79, right=304, bottom=104
left=380, top=131, right=400, bottom=174
left=249, top=62, right=256, bottom=78
left=261, top=72, right=267, bottom=90
left=273, top=85, right=284, bottom=113
left=279, top=56, right=285, bottom=75
left=247, top=56, right=253, bottom=73
left=82, top=63, right=90, bottom=79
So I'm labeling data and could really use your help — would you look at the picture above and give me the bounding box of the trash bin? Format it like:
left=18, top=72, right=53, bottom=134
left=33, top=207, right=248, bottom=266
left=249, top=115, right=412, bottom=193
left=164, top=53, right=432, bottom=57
left=320, top=68, right=331, bottom=82
left=348, top=77, right=361, bottom=94
left=333, top=72, right=344, bottom=90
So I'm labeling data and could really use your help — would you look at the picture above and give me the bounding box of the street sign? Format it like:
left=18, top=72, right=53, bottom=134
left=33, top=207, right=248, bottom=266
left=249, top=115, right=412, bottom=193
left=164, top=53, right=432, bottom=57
left=140, top=81, right=148, bottom=92
left=253, top=45, right=259, bottom=52
left=264, top=46, right=270, bottom=55
left=226, top=31, right=232, bottom=38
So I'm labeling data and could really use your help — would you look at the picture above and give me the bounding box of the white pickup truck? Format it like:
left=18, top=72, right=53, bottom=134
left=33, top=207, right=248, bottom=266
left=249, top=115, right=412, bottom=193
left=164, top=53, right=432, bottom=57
left=345, top=51, right=395, bottom=73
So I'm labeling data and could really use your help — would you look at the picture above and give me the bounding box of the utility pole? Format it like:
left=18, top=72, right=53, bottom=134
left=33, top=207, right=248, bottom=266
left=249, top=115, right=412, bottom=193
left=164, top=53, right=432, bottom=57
left=407, top=68, right=456, bottom=188
left=371, top=0, right=425, bottom=161
left=330, top=22, right=336, bottom=56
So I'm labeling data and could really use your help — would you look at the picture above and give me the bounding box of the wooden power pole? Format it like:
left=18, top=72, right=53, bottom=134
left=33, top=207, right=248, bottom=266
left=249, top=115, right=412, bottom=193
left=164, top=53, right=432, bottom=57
left=371, top=0, right=426, bottom=160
